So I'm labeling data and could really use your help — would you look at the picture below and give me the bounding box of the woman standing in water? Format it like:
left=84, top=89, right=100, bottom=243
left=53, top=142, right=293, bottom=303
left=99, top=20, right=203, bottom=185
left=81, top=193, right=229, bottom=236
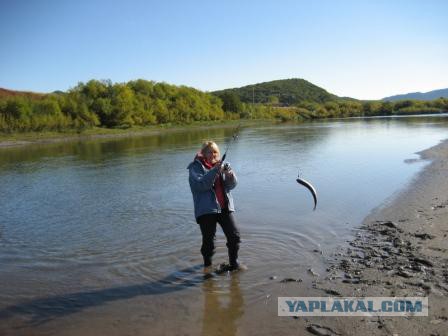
left=187, top=141, right=244, bottom=271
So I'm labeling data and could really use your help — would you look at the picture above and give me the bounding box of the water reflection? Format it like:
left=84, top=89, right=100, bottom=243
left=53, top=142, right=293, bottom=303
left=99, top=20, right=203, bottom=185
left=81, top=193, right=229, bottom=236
left=202, top=275, right=244, bottom=336
left=0, top=126, right=242, bottom=170
left=1, top=116, right=446, bottom=170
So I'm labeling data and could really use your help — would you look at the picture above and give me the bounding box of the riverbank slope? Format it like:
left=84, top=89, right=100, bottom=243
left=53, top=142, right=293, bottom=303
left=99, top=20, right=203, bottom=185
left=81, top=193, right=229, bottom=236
left=304, top=139, right=448, bottom=335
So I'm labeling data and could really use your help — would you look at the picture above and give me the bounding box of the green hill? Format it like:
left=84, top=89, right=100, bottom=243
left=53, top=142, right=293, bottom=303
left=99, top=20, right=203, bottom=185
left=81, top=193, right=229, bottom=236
left=212, top=78, right=338, bottom=105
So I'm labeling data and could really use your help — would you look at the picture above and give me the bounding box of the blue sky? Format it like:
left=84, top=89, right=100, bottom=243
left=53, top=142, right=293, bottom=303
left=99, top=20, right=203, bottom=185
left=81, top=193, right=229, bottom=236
left=1, top=0, right=447, bottom=99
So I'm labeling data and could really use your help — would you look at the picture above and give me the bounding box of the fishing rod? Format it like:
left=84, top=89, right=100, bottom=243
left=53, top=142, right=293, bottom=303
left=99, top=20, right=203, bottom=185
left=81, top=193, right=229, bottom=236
left=221, top=123, right=241, bottom=165
left=296, top=170, right=318, bottom=211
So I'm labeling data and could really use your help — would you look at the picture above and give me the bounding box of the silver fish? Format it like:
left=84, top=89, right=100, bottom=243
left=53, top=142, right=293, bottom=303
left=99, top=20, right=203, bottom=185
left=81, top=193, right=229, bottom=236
left=296, top=172, right=317, bottom=210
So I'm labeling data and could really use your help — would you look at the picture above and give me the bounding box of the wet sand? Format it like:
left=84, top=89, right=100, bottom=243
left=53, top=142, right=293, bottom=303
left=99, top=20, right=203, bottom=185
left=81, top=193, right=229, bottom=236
left=290, top=138, right=448, bottom=335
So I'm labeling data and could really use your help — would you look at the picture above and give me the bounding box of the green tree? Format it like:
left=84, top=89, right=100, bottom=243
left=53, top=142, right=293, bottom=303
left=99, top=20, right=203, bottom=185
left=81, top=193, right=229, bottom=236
left=128, top=79, right=154, bottom=96
left=33, top=98, right=62, bottom=116
left=217, top=92, right=242, bottom=113
left=110, top=84, right=135, bottom=127
left=5, top=98, right=32, bottom=119
left=267, top=95, right=279, bottom=105
left=152, top=99, right=170, bottom=123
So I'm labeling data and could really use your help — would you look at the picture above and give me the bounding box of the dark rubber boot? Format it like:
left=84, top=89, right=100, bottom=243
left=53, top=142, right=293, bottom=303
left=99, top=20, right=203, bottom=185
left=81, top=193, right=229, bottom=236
left=203, top=256, right=212, bottom=267
left=229, top=247, right=239, bottom=269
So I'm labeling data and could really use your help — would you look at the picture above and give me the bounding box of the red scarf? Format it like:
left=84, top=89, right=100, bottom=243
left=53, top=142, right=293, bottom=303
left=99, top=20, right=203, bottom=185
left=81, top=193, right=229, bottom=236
left=197, top=155, right=227, bottom=209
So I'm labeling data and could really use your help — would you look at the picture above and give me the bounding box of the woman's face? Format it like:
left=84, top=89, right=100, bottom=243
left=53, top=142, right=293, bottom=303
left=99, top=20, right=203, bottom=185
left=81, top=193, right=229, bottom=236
left=203, top=145, right=220, bottom=164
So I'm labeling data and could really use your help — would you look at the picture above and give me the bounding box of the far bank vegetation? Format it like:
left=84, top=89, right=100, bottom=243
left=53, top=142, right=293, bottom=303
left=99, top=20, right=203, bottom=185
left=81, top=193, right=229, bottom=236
left=0, top=79, right=447, bottom=133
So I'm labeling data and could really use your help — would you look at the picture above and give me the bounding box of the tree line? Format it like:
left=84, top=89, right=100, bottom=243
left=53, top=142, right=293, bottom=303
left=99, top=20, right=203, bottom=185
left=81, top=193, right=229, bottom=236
left=215, top=91, right=448, bottom=121
left=1, top=79, right=447, bottom=133
left=0, top=79, right=224, bottom=132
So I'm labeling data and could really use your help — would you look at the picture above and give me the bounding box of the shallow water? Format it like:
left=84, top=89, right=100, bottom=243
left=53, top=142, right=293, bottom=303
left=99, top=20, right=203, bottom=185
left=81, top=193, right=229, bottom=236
left=0, top=115, right=447, bottom=334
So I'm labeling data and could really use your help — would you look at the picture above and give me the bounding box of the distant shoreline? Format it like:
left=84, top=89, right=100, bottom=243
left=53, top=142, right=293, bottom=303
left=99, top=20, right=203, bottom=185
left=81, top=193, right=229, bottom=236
left=2, top=114, right=447, bottom=149
left=0, top=120, right=261, bottom=149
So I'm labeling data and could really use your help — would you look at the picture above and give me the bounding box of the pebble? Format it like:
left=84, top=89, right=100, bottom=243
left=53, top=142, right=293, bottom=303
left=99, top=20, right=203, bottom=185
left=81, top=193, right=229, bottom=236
left=413, top=257, right=434, bottom=267
left=308, top=268, right=319, bottom=277
left=430, top=319, right=443, bottom=325
left=280, top=277, right=302, bottom=283
left=414, top=233, right=435, bottom=240
left=379, top=221, right=399, bottom=229
left=306, top=324, right=341, bottom=336
left=397, top=270, right=414, bottom=278
left=323, top=288, right=342, bottom=296
left=393, top=238, right=404, bottom=247
left=342, top=278, right=360, bottom=284
left=411, top=265, right=426, bottom=272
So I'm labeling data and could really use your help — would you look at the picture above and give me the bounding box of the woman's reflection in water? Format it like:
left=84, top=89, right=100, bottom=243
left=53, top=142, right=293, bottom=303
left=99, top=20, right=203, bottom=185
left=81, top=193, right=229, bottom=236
left=201, top=274, right=244, bottom=336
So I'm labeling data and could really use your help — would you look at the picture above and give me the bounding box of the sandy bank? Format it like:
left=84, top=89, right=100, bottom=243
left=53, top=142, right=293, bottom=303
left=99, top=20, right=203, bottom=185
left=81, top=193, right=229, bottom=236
left=296, top=139, right=448, bottom=335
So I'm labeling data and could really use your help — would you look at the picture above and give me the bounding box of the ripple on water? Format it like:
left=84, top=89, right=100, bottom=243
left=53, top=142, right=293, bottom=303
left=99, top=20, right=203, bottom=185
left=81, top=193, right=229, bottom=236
left=2, top=117, right=448, bottom=327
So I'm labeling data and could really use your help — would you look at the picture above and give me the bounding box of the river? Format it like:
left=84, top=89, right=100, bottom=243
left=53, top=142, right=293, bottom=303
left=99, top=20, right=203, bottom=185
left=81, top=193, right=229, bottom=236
left=0, top=115, right=447, bottom=335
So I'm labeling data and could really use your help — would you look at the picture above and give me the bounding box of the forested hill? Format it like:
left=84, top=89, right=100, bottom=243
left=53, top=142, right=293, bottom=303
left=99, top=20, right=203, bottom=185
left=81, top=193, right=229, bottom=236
left=212, top=78, right=338, bottom=105
left=382, top=88, right=448, bottom=101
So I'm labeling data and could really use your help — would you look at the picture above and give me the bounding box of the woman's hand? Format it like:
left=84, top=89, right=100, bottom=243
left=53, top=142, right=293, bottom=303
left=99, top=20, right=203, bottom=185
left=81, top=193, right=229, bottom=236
left=222, top=163, right=234, bottom=178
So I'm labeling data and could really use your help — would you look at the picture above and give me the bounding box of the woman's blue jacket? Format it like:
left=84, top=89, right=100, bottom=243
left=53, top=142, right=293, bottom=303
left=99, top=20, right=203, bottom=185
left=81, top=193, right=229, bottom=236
left=187, top=159, right=237, bottom=220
